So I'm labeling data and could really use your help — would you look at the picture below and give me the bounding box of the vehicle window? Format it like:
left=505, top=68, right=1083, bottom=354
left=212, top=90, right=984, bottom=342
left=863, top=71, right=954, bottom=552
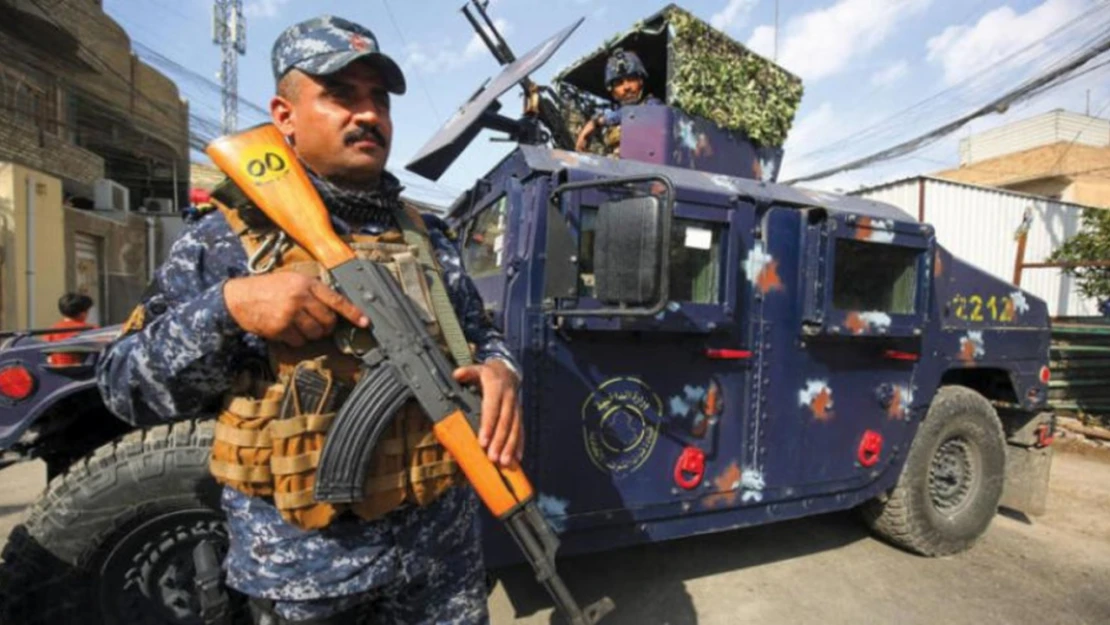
left=669, top=221, right=722, bottom=304
left=462, top=196, right=508, bottom=278
left=577, top=207, right=722, bottom=303
left=833, top=240, right=919, bottom=314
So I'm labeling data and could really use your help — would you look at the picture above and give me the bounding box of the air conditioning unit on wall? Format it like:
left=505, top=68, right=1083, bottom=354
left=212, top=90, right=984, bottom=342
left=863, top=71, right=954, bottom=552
left=94, top=179, right=130, bottom=212
left=141, top=197, right=174, bottom=214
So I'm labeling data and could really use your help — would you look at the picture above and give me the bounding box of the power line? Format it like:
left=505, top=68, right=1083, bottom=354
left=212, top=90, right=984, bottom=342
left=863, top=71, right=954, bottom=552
left=380, top=0, right=444, bottom=124
left=787, top=16, right=1110, bottom=184
left=1045, top=95, right=1110, bottom=175
left=793, top=2, right=1110, bottom=165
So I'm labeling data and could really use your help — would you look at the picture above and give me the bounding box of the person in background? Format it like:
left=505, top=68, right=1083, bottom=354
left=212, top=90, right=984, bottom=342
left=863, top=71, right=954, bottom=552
left=44, top=292, right=97, bottom=365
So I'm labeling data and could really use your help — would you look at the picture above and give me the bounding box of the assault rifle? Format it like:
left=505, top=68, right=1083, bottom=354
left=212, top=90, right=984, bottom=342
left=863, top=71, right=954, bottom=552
left=206, top=124, right=613, bottom=625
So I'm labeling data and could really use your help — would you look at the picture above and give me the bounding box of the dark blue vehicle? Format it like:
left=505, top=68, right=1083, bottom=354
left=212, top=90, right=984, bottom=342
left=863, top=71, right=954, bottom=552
left=0, top=5, right=1054, bottom=624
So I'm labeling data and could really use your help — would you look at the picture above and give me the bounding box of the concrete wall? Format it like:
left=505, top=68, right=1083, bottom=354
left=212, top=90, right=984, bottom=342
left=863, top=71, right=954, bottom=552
left=156, top=215, right=189, bottom=266
left=1071, top=178, right=1110, bottom=209
left=0, top=162, right=68, bottom=330
left=958, top=110, right=1110, bottom=166
left=63, top=209, right=151, bottom=326
left=935, top=143, right=1110, bottom=209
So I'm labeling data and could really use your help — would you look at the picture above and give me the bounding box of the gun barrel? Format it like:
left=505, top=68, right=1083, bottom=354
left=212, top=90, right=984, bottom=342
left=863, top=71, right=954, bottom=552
left=506, top=504, right=615, bottom=625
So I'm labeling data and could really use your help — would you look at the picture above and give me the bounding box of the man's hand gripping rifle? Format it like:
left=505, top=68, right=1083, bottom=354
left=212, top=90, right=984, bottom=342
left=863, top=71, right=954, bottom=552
left=206, top=124, right=613, bottom=625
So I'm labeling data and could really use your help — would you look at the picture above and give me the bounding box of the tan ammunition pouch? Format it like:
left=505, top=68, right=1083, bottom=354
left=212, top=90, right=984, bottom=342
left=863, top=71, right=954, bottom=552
left=207, top=191, right=472, bottom=530
left=603, top=125, right=622, bottom=157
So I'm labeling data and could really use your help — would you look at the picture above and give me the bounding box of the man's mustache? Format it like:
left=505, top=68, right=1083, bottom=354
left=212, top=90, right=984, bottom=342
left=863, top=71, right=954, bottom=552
left=344, top=125, right=388, bottom=149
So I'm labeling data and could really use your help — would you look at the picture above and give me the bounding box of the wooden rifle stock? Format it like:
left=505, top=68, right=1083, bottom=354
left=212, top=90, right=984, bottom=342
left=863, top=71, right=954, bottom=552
left=205, top=124, right=355, bottom=270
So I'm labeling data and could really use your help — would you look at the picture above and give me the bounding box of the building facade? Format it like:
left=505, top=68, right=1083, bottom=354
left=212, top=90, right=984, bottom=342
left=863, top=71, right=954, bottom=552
left=0, top=0, right=189, bottom=329
left=934, top=110, right=1110, bottom=209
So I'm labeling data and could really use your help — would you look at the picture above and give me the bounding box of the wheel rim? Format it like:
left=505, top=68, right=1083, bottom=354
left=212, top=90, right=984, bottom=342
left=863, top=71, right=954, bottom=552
left=96, top=509, right=242, bottom=624
left=928, top=436, right=980, bottom=515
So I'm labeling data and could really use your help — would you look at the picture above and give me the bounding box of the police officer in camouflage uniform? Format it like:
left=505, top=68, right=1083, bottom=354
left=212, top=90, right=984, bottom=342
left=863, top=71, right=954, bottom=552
left=574, top=48, right=662, bottom=155
left=97, top=15, right=523, bottom=625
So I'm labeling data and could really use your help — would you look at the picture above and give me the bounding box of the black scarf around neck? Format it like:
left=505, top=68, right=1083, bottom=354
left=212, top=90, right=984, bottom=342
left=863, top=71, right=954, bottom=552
left=307, top=169, right=405, bottom=229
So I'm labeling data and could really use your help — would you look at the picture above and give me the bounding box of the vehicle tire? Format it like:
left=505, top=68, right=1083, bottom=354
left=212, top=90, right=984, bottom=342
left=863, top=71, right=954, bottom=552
left=0, top=419, right=248, bottom=624
left=862, top=385, right=1006, bottom=557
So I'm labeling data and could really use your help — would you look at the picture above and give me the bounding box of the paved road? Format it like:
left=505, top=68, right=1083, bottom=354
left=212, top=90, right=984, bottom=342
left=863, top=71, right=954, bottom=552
left=2, top=452, right=1108, bottom=624
left=486, top=450, right=1110, bottom=625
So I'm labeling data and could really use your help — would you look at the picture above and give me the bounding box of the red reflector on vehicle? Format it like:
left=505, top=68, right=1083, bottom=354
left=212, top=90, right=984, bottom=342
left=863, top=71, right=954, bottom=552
left=883, top=350, right=919, bottom=362
left=0, top=365, right=35, bottom=401
left=705, top=348, right=752, bottom=360
left=858, top=430, right=883, bottom=468
left=1039, top=366, right=1051, bottom=384
left=673, top=446, right=706, bottom=490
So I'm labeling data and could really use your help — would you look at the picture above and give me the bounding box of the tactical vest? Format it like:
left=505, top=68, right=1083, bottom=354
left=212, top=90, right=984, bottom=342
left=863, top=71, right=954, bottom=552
left=206, top=185, right=472, bottom=531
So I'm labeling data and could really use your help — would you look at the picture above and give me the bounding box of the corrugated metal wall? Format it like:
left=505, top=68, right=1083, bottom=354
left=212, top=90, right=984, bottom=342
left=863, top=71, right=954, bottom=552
left=852, top=177, right=1097, bottom=317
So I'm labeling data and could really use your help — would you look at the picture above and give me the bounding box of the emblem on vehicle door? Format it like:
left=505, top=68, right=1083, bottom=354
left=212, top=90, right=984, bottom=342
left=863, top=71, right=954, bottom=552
left=581, top=377, right=662, bottom=477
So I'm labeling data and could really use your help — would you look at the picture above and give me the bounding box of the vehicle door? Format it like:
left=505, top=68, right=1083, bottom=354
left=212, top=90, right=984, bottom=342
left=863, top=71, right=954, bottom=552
left=534, top=173, right=756, bottom=535
left=760, top=207, right=933, bottom=493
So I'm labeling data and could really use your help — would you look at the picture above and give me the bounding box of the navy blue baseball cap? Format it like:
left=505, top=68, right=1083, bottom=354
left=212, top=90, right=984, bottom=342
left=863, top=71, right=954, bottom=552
left=272, top=15, right=407, bottom=95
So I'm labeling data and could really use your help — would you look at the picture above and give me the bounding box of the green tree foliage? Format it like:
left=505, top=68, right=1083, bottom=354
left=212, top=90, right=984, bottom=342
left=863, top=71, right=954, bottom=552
left=1048, top=208, right=1110, bottom=300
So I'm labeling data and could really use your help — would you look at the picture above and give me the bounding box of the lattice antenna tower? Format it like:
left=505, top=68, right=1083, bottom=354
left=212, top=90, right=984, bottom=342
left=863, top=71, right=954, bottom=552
left=212, top=0, right=246, bottom=135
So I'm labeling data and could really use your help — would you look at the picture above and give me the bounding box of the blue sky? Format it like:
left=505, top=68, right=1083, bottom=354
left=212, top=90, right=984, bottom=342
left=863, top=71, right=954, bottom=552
left=105, top=0, right=1110, bottom=205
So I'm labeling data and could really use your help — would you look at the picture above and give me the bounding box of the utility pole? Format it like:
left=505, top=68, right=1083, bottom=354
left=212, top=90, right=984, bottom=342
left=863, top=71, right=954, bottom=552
left=212, top=0, right=246, bottom=135
left=773, top=0, right=779, bottom=62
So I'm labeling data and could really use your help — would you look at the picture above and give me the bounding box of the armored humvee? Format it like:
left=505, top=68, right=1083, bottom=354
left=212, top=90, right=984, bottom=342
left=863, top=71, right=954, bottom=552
left=408, top=3, right=1054, bottom=568
left=0, top=4, right=1053, bottom=624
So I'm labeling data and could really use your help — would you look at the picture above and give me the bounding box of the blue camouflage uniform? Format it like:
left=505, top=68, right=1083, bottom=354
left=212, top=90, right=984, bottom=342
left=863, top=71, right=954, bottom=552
left=596, top=94, right=662, bottom=127
left=97, top=174, right=514, bottom=623
left=97, top=15, right=516, bottom=624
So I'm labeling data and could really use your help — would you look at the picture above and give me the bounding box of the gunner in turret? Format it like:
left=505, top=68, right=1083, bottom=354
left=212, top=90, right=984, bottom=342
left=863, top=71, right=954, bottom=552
left=574, top=48, right=660, bottom=156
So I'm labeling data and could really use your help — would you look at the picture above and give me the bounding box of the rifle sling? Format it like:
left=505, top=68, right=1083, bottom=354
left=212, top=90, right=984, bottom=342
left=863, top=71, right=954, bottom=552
left=392, top=207, right=475, bottom=368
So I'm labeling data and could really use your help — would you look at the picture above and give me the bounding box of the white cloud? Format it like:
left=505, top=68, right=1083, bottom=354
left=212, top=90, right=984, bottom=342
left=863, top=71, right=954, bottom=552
left=463, top=18, right=512, bottom=61
left=926, top=0, right=1087, bottom=86
left=244, top=0, right=290, bottom=19
left=780, top=102, right=836, bottom=180
left=747, top=24, right=775, bottom=58
left=405, top=18, right=512, bottom=74
left=870, top=59, right=909, bottom=87
left=746, top=0, right=931, bottom=81
left=711, top=0, right=757, bottom=32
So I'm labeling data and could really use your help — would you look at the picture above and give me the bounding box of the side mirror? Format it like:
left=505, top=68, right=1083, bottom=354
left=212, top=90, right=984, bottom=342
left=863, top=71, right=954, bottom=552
left=594, top=196, right=664, bottom=305
left=545, top=175, right=673, bottom=317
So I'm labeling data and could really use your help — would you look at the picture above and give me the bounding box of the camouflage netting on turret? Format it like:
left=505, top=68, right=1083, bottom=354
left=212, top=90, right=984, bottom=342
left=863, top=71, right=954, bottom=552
left=664, top=5, right=802, bottom=148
